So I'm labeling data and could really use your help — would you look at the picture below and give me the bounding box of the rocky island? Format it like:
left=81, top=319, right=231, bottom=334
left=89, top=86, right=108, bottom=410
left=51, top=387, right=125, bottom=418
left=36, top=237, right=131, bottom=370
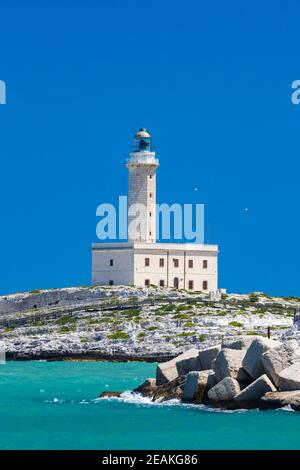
left=0, top=285, right=298, bottom=362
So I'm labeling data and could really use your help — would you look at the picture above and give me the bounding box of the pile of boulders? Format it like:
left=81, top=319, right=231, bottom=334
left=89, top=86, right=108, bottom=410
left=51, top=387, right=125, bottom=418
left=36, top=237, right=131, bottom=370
left=132, top=336, right=300, bottom=410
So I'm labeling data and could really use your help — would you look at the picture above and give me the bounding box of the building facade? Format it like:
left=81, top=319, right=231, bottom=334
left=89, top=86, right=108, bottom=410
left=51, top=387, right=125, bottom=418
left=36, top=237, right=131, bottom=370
left=92, top=128, right=219, bottom=291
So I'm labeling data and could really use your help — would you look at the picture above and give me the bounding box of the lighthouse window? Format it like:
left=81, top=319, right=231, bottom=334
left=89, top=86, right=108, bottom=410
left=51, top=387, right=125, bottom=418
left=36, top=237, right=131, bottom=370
left=203, top=281, right=208, bottom=290
left=145, top=258, right=150, bottom=267
left=149, top=212, right=152, bottom=217
left=203, top=260, right=208, bottom=269
left=149, top=174, right=152, bottom=179
left=110, top=259, right=114, bottom=266
left=149, top=193, right=153, bottom=198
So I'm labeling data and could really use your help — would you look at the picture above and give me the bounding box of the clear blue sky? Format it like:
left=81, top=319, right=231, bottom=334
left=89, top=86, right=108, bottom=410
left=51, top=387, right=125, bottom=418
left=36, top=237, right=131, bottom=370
left=0, top=0, right=299, bottom=296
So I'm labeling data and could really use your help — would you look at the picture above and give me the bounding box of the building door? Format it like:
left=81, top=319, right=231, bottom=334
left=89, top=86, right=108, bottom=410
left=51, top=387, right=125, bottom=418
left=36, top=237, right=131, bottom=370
left=173, top=277, right=179, bottom=289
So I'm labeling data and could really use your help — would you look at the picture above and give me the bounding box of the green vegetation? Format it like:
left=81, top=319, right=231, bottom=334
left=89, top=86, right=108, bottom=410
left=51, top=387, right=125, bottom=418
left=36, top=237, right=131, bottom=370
left=248, top=293, right=259, bottom=303
left=30, top=289, right=42, bottom=294
left=107, top=330, right=130, bottom=340
left=4, top=327, right=15, bottom=333
left=136, top=332, right=145, bottom=340
left=184, top=321, right=197, bottom=328
left=121, top=308, right=141, bottom=318
left=55, top=316, right=77, bottom=325
left=216, top=311, right=227, bottom=316
left=58, top=326, right=75, bottom=333
left=147, top=326, right=158, bottom=331
left=173, top=313, right=190, bottom=320
left=176, top=304, right=192, bottom=312
left=199, top=334, right=206, bottom=342
left=228, top=321, right=243, bottom=328
left=177, top=331, right=195, bottom=337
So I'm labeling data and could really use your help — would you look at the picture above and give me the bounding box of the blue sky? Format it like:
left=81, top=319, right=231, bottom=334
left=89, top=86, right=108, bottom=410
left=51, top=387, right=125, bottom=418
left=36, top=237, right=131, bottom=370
left=0, top=0, right=299, bottom=296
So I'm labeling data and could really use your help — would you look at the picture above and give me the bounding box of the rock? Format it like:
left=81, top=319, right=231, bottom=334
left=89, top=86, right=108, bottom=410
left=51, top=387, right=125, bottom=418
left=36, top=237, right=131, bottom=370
left=259, top=391, right=300, bottom=411
left=183, top=370, right=216, bottom=403
left=278, top=363, right=300, bottom=391
left=212, top=348, right=251, bottom=384
left=234, top=374, right=276, bottom=407
left=99, top=391, right=122, bottom=398
left=199, top=345, right=221, bottom=370
left=156, top=349, right=201, bottom=385
left=133, top=378, right=157, bottom=396
left=261, top=340, right=300, bottom=387
left=152, top=376, right=186, bottom=402
left=222, top=336, right=261, bottom=350
left=242, top=337, right=281, bottom=379
left=208, top=377, right=241, bottom=406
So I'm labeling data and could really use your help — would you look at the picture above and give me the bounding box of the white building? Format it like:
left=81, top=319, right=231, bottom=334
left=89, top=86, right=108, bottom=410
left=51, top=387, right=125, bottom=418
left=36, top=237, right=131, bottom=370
left=92, top=128, right=219, bottom=291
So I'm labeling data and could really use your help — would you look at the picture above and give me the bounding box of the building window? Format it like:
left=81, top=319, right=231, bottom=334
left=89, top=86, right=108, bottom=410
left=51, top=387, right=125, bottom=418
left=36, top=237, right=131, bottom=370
left=188, top=280, right=194, bottom=290
left=203, top=260, right=208, bottom=269
left=149, top=174, right=152, bottom=179
left=149, top=193, right=153, bottom=198
left=173, top=258, right=179, bottom=268
left=159, top=258, right=164, bottom=267
left=149, top=212, right=152, bottom=217
left=203, top=280, right=208, bottom=290
left=188, top=259, right=193, bottom=268
left=173, top=277, right=179, bottom=288
left=145, top=279, right=150, bottom=286
left=145, top=258, right=150, bottom=267
left=149, top=231, right=152, bottom=236
left=109, top=280, right=114, bottom=286
left=110, top=259, right=113, bottom=266
left=159, top=280, right=165, bottom=287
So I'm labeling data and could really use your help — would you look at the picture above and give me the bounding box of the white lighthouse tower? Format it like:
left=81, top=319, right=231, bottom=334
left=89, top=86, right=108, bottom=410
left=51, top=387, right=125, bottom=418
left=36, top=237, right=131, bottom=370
left=126, top=128, right=159, bottom=243
left=92, top=127, right=219, bottom=291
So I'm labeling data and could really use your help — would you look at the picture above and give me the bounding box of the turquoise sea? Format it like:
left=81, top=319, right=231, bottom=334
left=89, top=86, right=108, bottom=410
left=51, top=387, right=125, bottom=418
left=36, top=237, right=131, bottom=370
left=0, top=361, right=300, bottom=450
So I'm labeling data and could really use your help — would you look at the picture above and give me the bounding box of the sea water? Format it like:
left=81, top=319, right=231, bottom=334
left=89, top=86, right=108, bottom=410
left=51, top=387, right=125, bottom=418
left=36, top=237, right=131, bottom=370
left=0, top=361, right=299, bottom=450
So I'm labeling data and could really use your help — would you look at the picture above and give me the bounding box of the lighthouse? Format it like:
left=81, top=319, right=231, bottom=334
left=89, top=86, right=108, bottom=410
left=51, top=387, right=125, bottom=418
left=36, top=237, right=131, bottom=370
left=92, top=128, right=219, bottom=291
left=126, top=128, right=159, bottom=243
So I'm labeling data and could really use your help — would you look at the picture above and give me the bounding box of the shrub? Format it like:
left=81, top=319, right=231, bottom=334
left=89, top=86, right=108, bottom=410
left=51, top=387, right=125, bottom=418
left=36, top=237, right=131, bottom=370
left=228, top=321, right=243, bottom=328
left=121, top=309, right=141, bottom=318
left=184, top=321, right=196, bottom=328
left=249, top=293, right=259, bottom=303
left=58, top=326, right=75, bottom=333
left=199, top=334, right=206, bottom=342
left=107, top=330, right=129, bottom=340
left=137, top=332, right=145, bottom=339
left=178, top=332, right=195, bottom=337
left=173, top=313, right=190, bottom=320
left=55, top=316, right=76, bottom=325
left=147, top=326, right=158, bottom=331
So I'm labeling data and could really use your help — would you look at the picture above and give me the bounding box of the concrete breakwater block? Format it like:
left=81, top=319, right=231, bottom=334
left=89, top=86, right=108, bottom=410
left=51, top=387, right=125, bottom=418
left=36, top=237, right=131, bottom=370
left=156, top=349, right=201, bottom=386
left=261, top=340, right=300, bottom=388
left=183, top=370, right=216, bottom=403
left=208, top=377, right=241, bottom=404
left=234, top=374, right=276, bottom=404
left=242, top=337, right=281, bottom=379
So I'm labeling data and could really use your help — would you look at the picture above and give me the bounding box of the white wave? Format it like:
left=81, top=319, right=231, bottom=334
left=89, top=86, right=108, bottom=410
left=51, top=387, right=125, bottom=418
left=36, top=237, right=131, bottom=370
left=98, top=391, right=251, bottom=413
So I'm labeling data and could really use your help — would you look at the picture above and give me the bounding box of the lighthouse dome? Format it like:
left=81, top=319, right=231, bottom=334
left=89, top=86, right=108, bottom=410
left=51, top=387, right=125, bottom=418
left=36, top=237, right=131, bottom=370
left=134, top=128, right=151, bottom=139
